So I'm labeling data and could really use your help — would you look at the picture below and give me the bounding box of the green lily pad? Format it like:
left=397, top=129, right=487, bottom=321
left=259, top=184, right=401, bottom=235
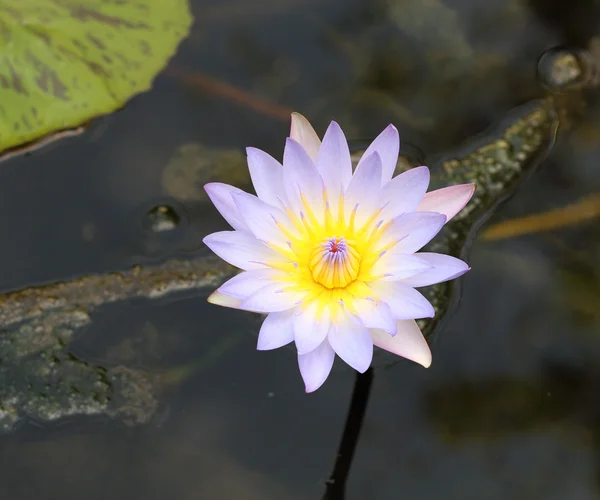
left=0, top=0, right=193, bottom=155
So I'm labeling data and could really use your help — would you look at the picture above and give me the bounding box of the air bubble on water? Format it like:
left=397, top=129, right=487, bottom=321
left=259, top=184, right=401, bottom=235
left=537, top=47, right=596, bottom=90
left=145, top=205, right=181, bottom=232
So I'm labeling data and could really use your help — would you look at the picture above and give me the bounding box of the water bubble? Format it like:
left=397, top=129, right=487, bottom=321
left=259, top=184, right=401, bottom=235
left=537, top=47, right=596, bottom=91
left=145, top=205, right=181, bottom=232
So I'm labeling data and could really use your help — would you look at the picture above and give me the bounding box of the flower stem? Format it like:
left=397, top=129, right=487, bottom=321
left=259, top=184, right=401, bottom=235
left=322, top=367, right=374, bottom=500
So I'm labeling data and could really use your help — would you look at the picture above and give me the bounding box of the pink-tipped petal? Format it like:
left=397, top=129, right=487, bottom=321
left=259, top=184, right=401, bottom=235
left=371, top=320, right=432, bottom=367
left=207, top=290, right=243, bottom=309
left=257, top=310, right=295, bottom=350
left=240, top=282, right=305, bottom=313
left=203, top=231, right=284, bottom=270
left=344, top=152, right=383, bottom=225
left=380, top=166, right=430, bottom=219
left=218, top=269, right=285, bottom=299
left=353, top=299, right=397, bottom=334
left=293, top=302, right=331, bottom=354
left=298, top=339, right=336, bottom=393
left=369, top=281, right=435, bottom=319
left=400, top=253, right=470, bottom=287
left=328, top=313, right=373, bottom=373
left=370, top=253, right=434, bottom=282
left=290, top=112, right=321, bottom=163
left=204, top=183, right=249, bottom=231
left=316, top=121, right=353, bottom=200
left=417, top=184, right=476, bottom=222
left=282, top=138, right=324, bottom=218
left=357, top=124, right=400, bottom=182
left=232, top=191, right=291, bottom=248
left=246, top=148, right=285, bottom=207
left=377, top=211, right=446, bottom=254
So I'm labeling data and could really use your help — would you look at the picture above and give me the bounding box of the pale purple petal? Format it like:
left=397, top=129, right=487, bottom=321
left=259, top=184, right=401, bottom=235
left=368, top=281, right=435, bottom=319
left=207, top=290, right=243, bottom=309
left=370, top=252, right=433, bottom=281
left=232, top=191, right=292, bottom=247
left=380, top=166, right=430, bottom=220
left=282, top=138, right=324, bottom=218
left=246, top=147, right=285, bottom=207
left=417, top=184, right=475, bottom=222
left=371, top=320, right=432, bottom=367
left=204, top=183, right=249, bottom=231
left=218, top=269, right=285, bottom=299
left=377, top=211, right=446, bottom=254
left=328, top=312, right=373, bottom=373
left=316, top=121, right=353, bottom=202
left=344, top=152, right=383, bottom=225
left=298, top=339, right=336, bottom=393
left=357, top=124, right=400, bottom=182
left=293, top=302, right=331, bottom=354
left=290, top=112, right=321, bottom=163
left=240, top=281, right=305, bottom=313
left=353, top=299, right=397, bottom=334
left=400, top=253, right=470, bottom=287
left=203, top=231, right=285, bottom=270
left=257, top=310, right=295, bottom=350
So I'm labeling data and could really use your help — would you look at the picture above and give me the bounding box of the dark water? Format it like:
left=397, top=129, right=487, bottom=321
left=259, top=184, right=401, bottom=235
left=1, top=0, right=600, bottom=499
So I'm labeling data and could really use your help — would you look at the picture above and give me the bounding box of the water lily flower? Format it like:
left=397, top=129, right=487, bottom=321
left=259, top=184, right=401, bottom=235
left=203, top=113, right=475, bottom=392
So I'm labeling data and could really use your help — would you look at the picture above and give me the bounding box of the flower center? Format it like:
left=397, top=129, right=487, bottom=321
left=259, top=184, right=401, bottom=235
left=309, top=237, right=360, bottom=289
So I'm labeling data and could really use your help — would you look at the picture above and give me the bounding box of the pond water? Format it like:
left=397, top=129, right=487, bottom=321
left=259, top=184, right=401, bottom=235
left=0, top=0, right=600, bottom=499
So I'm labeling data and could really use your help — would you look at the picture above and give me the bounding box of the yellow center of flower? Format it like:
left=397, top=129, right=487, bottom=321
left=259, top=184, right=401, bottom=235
left=309, top=237, right=360, bottom=289
left=265, top=188, right=398, bottom=312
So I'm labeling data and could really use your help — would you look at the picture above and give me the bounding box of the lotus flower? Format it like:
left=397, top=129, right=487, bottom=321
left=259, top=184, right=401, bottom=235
left=203, top=113, right=474, bottom=392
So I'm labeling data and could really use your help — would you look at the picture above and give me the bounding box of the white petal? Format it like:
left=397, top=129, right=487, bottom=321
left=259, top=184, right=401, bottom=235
left=257, top=310, right=295, bottom=350
left=417, top=184, right=475, bottom=222
left=353, top=299, right=397, bottom=334
left=293, top=302, right=331, bottom=354
left=290, top=112, right=321, bottom=163
left=328, top=312, right=373, bottom=373
left=316, top=121, right=352, bottom=203
left=246, top=147, right=285, bottom=207
left=380, top=166, right=430, bottom=220
left=207, top=290, right=243, bottom=309
left=357, top=124, right=400, bottom=182
left=282, top=138, right=324, bottom=218
left=218, top=269, right=285, bottom=299
left=232, top=191, right=292, bottom=248
left=203, top=231, right=285, bottom=270
left=370, top=252, right=433, bottom=281
left=204, top=183, right=249, bottom=231
left=298, top=339, right=336, bottom=393
left=368, top=281, right=435, bottom=319
left=400, top=253, right=470, bottom=287
left=377, top=212, right=446, bottom=254
left=344, top=151, right=383, bottom=225
left=240, top=281, right=305, bottom=313
left=371, top=320, right=432, bottom=367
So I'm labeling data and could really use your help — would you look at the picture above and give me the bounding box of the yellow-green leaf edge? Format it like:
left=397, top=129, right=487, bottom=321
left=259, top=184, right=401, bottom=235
left=0, top=0, right=193, bottom=154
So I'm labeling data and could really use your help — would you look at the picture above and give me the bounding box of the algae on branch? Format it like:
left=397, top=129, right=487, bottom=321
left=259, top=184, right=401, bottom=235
left=417, top=98, right=559, bottom=338
left=0, top=256, right=236, bottom=432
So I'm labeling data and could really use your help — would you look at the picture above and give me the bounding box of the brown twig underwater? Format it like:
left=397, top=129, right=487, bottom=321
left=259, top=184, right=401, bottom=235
left=167, top=66, right=293, bottom=122
left=481, top=192, right=600, bottom=241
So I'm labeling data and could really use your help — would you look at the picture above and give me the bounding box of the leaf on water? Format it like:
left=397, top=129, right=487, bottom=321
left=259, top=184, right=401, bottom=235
left=0, top=0, right=193, bottom=156
left=162, top=143, right=249, bottom=202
